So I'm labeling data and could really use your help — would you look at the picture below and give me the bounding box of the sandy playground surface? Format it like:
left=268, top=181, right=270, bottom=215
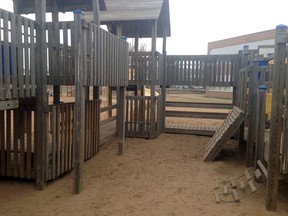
left=1, top=93, right=288, bottom=215
left=1, top=134, right=288, bottom=216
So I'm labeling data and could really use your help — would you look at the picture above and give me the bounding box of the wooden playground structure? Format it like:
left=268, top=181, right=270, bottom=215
left=0, top=0, right=288, bottom=212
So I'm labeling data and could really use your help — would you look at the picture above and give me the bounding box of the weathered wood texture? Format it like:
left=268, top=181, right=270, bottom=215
left=47, top=20, right=129, bottom=87
left=165, top=124, right=217, bottom=136
left=129, top=51, right=163, bottom=86
left=125, top=95, right=163, bottom=139
left=204, top=106, right=246, bottom=162
left=266, top=25, right=288, bottom=211
left=166, top=55, right=240, bottom=87
left=0, top=100, right=100, bottom=181
left=0, top=9, right=36, bottom=100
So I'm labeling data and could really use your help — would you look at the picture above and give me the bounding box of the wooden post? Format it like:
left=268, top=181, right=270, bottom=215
left=246, top=65, right=258, bottom=167
left=150, top=19, right=157, bottom=139
left=73, top=10, right=85, bottom=194
left=92, top=0, right=101, bottom=101
left=266, top=24, right=288, bottom=211
left=283, top=48, right=288, bottom=175
left=238, top=46, right=250, bottom=149
left=256, top=85, right=267, bottom=162
left=52, top=0, right=61, bottom=104
left=35, top=0, right=48, bottom=190
left=162, top=26, right=167, bottom=133
left=118, top=86, right=126, bottom=155
left=115, top=24, right=126, bottom=155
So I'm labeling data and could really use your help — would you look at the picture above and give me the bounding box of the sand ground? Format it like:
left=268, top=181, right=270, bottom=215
left=1, top=134, right=288, bottom=216
left=1, top=93, right=288, bottom=215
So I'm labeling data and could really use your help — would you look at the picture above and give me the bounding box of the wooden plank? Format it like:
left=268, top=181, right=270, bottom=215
left=13, top=110, right=19, bottom=177
left=245, top=170, right=252, bottom=180
left=257, top=160, right=268, bottom=179
left=30, top=20, right=36, bottom=97
left=230, top=179, right=237, bottom=188
left=266, top=25, right=287, bottom=211
left=254, top=169, right=263, bottom=180
left=10, top=14, right=18, bottom=98
left=166, top=101, right=233, bottom=109
left=6, top=110, right=12, bottom=176
left=24, top=19, right=30, bottom=97
left=239, top=181, right=245, bottom=190
left=232, top=189, right=240, bottom=202
left=51, top=106, right=57, bottom=180
left=166, top=110, right=227, bottom=119
left=214, top=192, right=221, bottom=203
left=248, top=180, right=257, bottom=193
left=0, top=111, right=5, bottom=175
left=3, top=11, right=11, bottom=99
left=204, top=106, right=246, bottom=162
left=17, top=16, right=24, bottom=98
left=223, top=186, right=229, bottom=195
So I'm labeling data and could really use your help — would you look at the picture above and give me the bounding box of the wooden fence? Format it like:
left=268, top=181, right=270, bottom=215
left=166, top=55, right=240, bottom=87
left=126, top=95, right=163, bottom=139
left=47, top=20, right=129, bottom=87
left=0, top=100, right=100, bottom=181
left=129, top=52, right=163, bottom=86
left=0, top=9, right=36, bottom=100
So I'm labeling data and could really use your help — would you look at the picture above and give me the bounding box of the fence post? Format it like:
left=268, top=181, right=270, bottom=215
left=35, top=0, right=48, bottom=190
left=266, top=24, right=288, bottom=211
left=73, top=10, right=85, bottom=194
left=246, top=65, right=258, bottom=167
left=256, top=85, right=267, bottom=163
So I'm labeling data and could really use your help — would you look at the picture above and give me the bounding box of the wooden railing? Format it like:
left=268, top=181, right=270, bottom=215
left=47, top=20, right=129, bottom=87
left=129, top=52, right=164, bottom=86
left=0, top=9, right=36, bottom=100
left=126, top=95, right=163, bottom=139
left=167, top=54, right=240, bottom=87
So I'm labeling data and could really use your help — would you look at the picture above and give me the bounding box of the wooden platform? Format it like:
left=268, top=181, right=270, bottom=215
left=204, top=106, right=246, bottom=162
left=165, top=124, right=218, bottom=136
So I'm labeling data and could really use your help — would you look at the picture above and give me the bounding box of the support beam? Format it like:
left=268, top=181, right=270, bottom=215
left=162, top=26, right=167, bottom=133
left=73, top=11, right=85, bottom=194
left=266, top=24, right=288, bottom=211
left=256, top=85, right=267, bottom=162
left=150, top=19, right=157, bottom=138
left=52, top=0, right=61, bottom=104
left=35, top=0, right=48, bottom=190
left=115, top=24, right=126, bottom=155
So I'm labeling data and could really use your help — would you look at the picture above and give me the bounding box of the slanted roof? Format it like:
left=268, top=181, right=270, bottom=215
left=13, top=0, right=106, bottom=14
left=84, top=0, right=171, bottom=38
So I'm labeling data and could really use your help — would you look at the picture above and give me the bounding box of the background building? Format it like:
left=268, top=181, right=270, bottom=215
left=208, top=29, right=275, bottom=56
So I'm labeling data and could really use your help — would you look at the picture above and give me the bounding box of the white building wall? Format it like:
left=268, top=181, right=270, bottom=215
left=209, top=39, right=275, bottom=57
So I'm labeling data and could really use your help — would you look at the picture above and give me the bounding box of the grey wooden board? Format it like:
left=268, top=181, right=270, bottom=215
left=204, top=106, right=246, bottom=162
left=165, top=123, right=217, bottom=136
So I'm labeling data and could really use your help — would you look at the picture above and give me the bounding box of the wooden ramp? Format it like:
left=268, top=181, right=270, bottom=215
left=204, top=106, right=246, bottom=162
left=165, top=124, right=218, bottom=136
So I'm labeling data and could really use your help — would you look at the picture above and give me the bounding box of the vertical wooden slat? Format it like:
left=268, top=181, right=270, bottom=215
left=0, top=10, right=3, bottom=100
left=24, top=19, right=30, bottom=97
left=0, top=111, right=5, bottom=175
left=19, top=110, right=25, bottom=178
left=56, top=105, right=61, bottom=177
left=13, top=110, right=19, bottom=177
left=17, top=16, right=24, bottom=97
left=3, top=12, right=11, bottom=99
left=6, top=110, right=12, bottom=176
left=51, top=106, right=56, bottom=180
left=10, top=14, right=18, bottom=98
left=30, top=21, right=36, bottom=97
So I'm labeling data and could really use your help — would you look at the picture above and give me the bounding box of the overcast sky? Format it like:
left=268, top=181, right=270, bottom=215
left=1, top=0, right=288, bottom=54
